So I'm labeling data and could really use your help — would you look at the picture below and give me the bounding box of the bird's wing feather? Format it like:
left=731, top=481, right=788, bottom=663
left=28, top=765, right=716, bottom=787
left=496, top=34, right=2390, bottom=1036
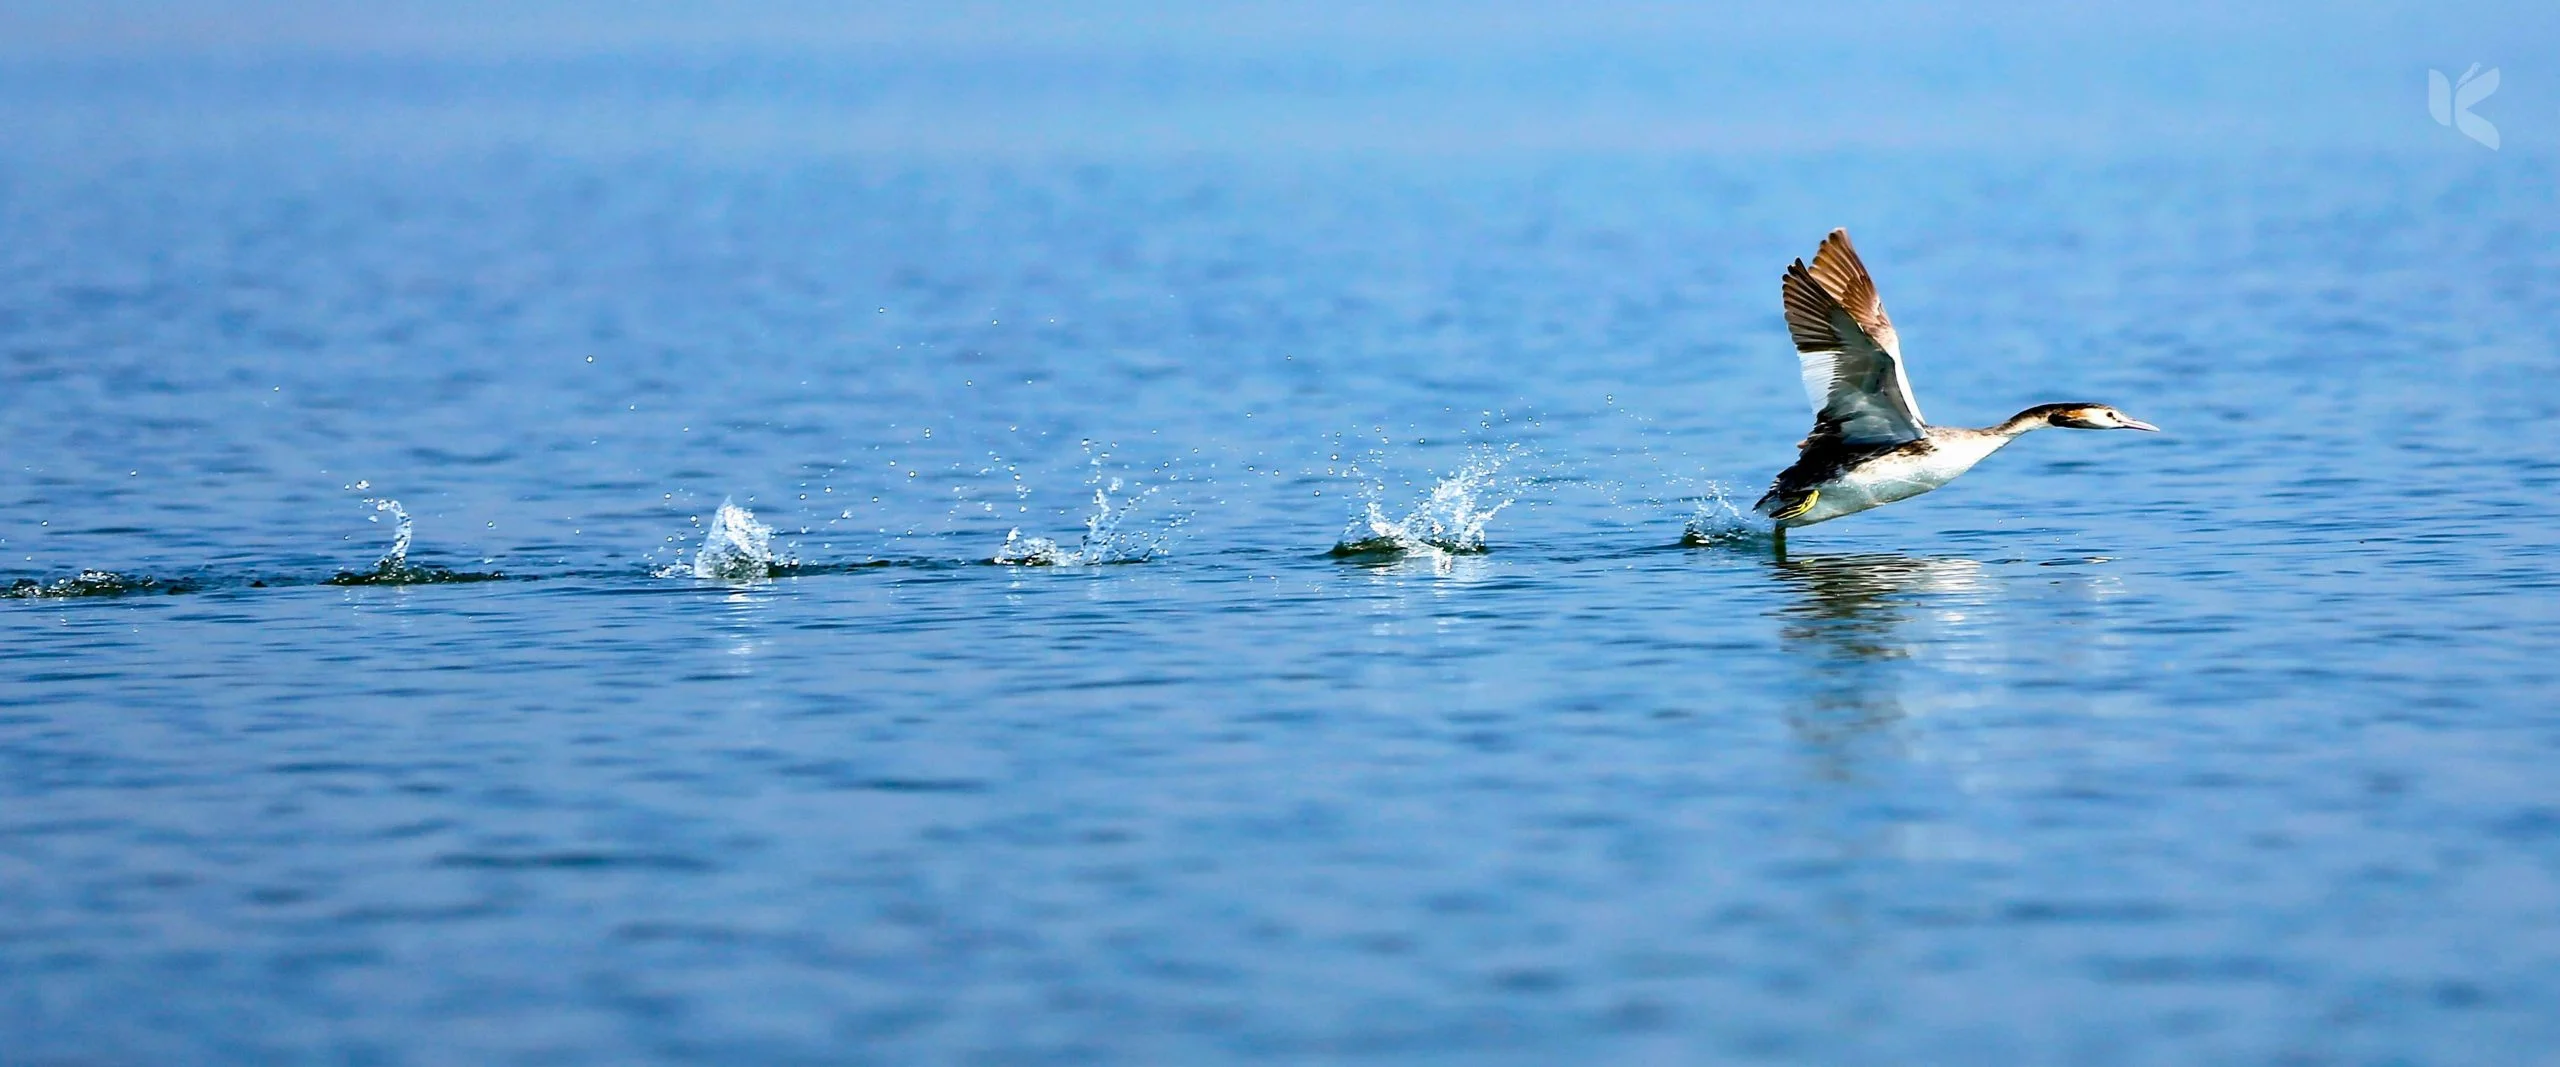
left=1780, top=229, right=1925, bottom=445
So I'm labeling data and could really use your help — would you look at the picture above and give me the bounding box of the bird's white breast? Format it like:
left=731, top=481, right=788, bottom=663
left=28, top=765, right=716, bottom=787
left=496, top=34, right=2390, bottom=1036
left=1794, top=432, right=2012, bottom=525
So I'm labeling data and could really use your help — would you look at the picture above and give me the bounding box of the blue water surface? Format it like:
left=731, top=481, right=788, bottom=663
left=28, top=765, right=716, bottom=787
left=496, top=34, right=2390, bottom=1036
left=6, top=7, right=2560, bottom=1064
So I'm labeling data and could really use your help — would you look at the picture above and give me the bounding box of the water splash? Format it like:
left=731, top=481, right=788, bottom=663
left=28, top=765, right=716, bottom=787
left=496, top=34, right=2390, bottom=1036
left=993, top=476, right=1184, bottom=566
left=5, top=570, right=193, bottom=598
left=1680, top=482, right=1769, bottom=547
left=329, top=497, right=505, bottom=585
left=368, top=498, right=413, bottom=570
left=1330, top=445, right=1521, bottom=565
left=674, top=501, right=795, bottom=580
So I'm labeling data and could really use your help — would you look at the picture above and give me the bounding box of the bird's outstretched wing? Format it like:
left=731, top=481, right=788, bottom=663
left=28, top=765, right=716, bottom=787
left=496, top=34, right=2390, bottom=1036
left=1781, top=228, right=1926, bottom=445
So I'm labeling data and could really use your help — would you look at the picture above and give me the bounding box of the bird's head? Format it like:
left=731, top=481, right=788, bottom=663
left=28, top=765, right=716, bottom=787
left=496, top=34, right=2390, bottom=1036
left=2043, top=404, right=2159, bottom=432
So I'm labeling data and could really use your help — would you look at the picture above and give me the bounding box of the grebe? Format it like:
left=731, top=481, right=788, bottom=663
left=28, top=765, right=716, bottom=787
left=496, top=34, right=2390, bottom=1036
left=1754, top=229, right=2157, bottom=540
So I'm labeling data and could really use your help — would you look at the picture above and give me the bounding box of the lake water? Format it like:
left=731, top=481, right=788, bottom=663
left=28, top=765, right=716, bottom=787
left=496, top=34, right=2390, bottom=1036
left=7, top=18, right=2560, bottom=1065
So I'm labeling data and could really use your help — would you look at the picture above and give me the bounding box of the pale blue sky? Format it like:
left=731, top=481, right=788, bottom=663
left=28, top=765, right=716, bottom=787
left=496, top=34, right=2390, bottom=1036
left=0, top=2, right=2548, bottom=157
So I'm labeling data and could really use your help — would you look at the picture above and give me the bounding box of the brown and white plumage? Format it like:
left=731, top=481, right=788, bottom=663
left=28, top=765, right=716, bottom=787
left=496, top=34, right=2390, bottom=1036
left=1781, top=228, right=1925, bottom=446
left=1755, top=229, right=2159, bottom=530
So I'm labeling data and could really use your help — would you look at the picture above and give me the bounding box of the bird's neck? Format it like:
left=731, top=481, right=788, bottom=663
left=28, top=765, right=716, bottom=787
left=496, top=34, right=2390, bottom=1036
left=1988, top=403, right=2074, bottom=436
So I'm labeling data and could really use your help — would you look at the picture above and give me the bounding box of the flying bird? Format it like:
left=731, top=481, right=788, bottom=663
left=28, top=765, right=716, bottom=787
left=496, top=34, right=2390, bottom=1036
left=1755, top=229, right=2157, bottom=540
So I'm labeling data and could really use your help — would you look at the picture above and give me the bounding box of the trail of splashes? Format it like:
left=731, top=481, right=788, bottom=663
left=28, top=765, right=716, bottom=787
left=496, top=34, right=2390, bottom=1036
left=1331, top=444, right=1522, bottom=569
left=670, top=501, right=795, bottom=580
left=1680, top=482, right=1770, bottom=547
left=994, top=477, right=1185, bottom=566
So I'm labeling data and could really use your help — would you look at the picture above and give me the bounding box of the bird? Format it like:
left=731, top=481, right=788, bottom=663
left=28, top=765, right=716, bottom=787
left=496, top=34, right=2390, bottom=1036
left=1754, top=229, right=2157, bottom=542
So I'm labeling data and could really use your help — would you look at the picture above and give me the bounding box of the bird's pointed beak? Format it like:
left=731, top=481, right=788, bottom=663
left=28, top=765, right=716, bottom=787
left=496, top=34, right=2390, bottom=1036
left=2121, top=418, right=2161, bottom=432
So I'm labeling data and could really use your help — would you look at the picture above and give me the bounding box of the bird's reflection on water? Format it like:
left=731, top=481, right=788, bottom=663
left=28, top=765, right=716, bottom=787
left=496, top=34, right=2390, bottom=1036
left=1768, top=551, right=1988, bottom=660
left=1763, top=550, right=1991, bottom=780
